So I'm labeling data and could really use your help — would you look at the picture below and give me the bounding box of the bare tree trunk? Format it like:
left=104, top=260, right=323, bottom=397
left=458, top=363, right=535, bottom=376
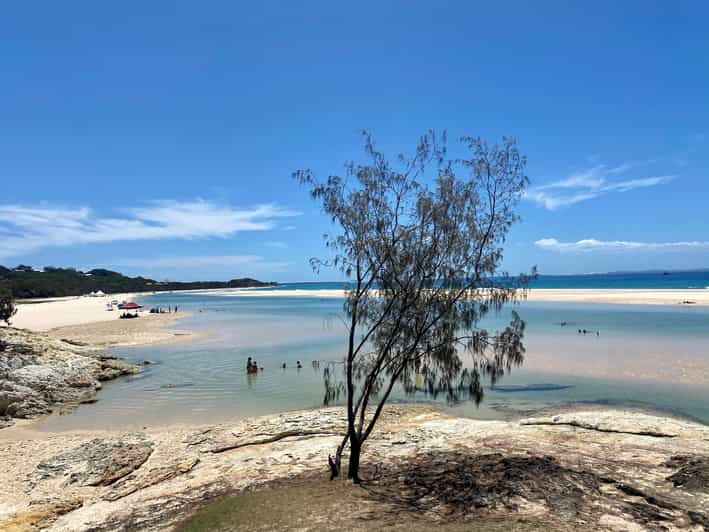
left=329, top=433, right=349, bottom=479
left=347, top=435, right=362, bottom=484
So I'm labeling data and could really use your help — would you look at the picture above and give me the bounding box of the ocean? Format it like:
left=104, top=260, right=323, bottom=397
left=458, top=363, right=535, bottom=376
left=31, top=283, right=709, bottom=432
left=260, top=270, right=709, bottom=291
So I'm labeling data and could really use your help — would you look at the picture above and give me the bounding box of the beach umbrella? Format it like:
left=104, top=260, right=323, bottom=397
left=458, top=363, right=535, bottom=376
left=119, top=302, right=142, bottom=310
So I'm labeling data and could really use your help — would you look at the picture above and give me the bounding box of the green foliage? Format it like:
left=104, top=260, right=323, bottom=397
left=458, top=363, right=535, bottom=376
left=0, top=288, right=17, bottom=325
left=0, top=266, right=276, bottom=299
left=295, top=130, right=532, bottom=481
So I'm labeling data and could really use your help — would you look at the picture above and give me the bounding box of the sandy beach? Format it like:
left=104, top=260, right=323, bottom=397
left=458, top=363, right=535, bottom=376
left=4, top=294, right=202, bottom=347
left=10, top=294, right=140, bottom=331
left=5, top=287, right=708, bottom=339
left=527, top=288, right=709, bottom=306
left=46, top=312, right=202, bottom=348
left=201, top=287, right=709, bottom=306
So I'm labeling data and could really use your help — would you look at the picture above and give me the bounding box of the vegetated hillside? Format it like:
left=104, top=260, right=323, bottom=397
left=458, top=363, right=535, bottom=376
left=0, top=265, right=277, bottom=299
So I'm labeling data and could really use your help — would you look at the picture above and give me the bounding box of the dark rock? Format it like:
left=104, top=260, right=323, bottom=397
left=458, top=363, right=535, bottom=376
left=664, top=455, right=709, bottom=492
left=688, top=510, right=709, bottom=528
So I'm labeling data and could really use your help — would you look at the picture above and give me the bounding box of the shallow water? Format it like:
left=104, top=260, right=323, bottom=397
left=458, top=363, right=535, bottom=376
left=33, top=292, right=709, bottom=431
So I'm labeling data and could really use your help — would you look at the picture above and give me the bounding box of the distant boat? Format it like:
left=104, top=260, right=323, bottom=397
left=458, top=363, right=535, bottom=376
left=663, top=271, right=670, bottom=276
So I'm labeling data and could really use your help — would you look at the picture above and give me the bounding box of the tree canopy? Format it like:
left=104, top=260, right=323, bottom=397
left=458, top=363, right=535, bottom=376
left=295, top=130, right=532, bottom=482
left=0, top=266, right=276, bottom=299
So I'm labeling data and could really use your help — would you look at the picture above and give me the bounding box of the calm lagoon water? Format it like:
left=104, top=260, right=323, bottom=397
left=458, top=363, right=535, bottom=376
left=35, top=289, right=709, bottom=431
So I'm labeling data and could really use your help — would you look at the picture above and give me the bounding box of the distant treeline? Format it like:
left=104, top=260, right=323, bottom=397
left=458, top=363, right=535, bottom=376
left=0, top=265, right=277, bottom=299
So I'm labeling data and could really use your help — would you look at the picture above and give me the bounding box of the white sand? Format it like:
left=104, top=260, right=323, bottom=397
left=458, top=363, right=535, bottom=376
left=8, top=294, right=140, bottom=331
left=200, top=287, right=709, bottom=306
left=526, top=288, right=709, bottom=306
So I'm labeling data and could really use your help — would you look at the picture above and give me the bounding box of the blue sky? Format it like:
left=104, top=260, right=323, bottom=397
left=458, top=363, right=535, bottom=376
left=1, top=1, right=708, bottom=281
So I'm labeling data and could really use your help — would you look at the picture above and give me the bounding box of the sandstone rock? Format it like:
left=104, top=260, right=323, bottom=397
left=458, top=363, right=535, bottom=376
left=1, top=407, right=708, bottom=531
left=0, top=328, right=141, bottom=423
left=33, top=435, right=153, bottom=487
left=0, top=498, right=83, bottom=531
left=103, top=456, right=200, bottom=501
left=519, top=411, right=686, bottom=437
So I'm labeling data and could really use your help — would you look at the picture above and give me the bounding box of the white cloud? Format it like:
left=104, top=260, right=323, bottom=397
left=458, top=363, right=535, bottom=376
left=104, top=254, right=291, bottom=271
left=535, top=238, right=709, bottom=253
left=602, top=176, right=674, bottom=193
left=525, top=162, right=675, bottom=210
left=0, top=200, right=300, bottom=261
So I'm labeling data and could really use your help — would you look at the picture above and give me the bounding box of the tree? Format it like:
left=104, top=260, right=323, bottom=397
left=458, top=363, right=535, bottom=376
left=0, top=288, right=17, bottom=326
left=294, top=131, right=532, bottom=483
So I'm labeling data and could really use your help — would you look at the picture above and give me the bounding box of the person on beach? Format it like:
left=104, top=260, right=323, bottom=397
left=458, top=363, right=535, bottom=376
left=297, top=360, right=302, bottom=370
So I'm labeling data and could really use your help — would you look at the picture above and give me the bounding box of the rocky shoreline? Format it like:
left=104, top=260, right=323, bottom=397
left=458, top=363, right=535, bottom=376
left=1, top=406, right=707, bottom=531
left=0, top=327, right=142, bottom=428
left=2, top=327, right=708, bottom=530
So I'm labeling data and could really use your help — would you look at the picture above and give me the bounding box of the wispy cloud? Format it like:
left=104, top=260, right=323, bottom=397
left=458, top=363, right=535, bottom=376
left=104, top=254, right=291, bottom=271
left=525, top=162, right=675, bottom=210
left=0, top=200, right=300, bottom=261
left=535, top=238, right=709, bottom=253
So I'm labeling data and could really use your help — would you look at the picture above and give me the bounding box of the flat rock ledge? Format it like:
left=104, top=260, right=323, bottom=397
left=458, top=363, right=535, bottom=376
left=1, top=406, right=708, bottom=531
left=0, top=327, right=142, bottom=426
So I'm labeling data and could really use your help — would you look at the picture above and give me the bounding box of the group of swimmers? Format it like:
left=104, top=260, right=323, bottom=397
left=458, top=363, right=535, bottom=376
left=559, top=322, right=600, bottom=336
left=247, top=357, right=303, bottom=373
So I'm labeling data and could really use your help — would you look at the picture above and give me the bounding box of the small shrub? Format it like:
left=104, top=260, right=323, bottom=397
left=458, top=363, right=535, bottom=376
left=0, top=289, right=17, bottom=326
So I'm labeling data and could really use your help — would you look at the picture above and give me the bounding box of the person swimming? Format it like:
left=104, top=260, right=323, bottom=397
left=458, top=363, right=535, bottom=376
left=296, top=360, right=303, bottom=369
left=247, top=357, right=259, bottom=373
